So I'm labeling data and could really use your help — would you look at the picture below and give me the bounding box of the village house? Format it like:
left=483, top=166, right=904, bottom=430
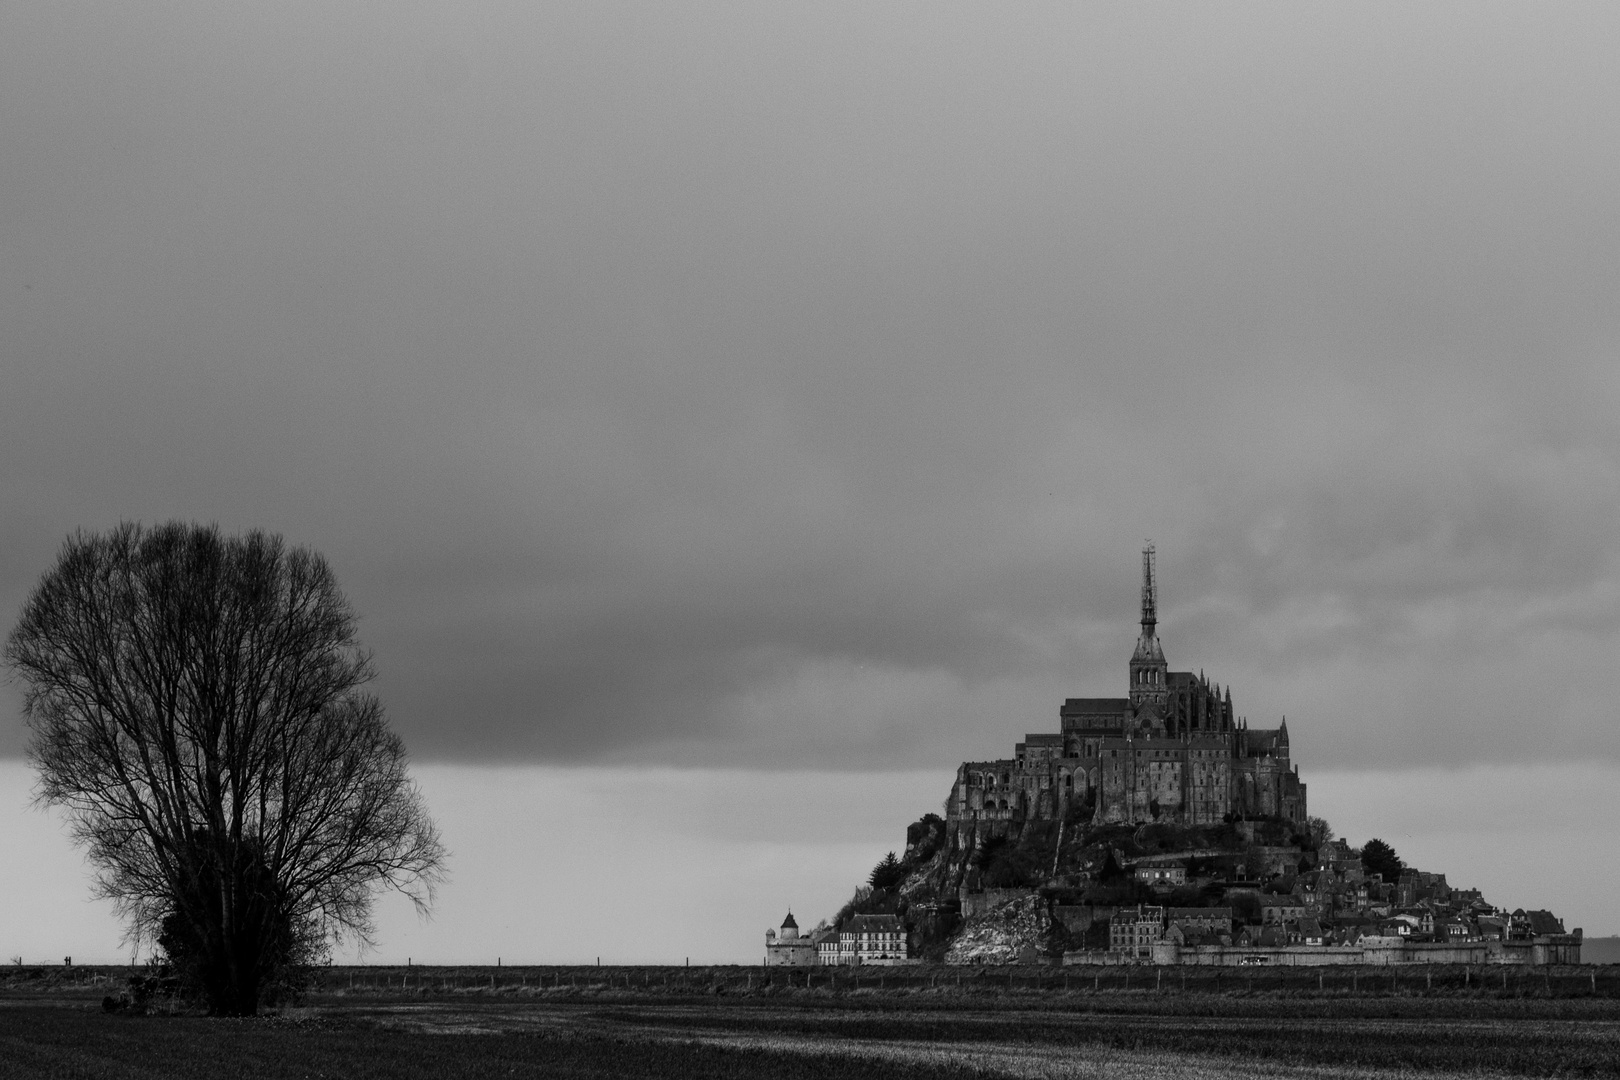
left=1109, top=904, right=1166, bottom=959
left=1166, top=907, right=1233, bottom=935
left=818, top=913, right=909, bottom=965
left=1512, top=910, right=1565, bottom=939
left=1134, top=864, right=1187, bottom=887
left=1259, top=897, right=1305, bottom=926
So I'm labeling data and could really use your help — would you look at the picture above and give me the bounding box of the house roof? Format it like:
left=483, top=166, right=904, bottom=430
left=1167, top=907, right=1233, bottom=921
left=1241, top=728, right=1286, bottom=753
left=1525, top=910, right=1565, bottom=935
left=1061, top=698, right=1130, bottom=714
left=846, top=914, right=904, bottom=933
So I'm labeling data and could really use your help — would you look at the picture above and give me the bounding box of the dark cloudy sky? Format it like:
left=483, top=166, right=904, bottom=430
left=4, top=3, right=1620, bottom=958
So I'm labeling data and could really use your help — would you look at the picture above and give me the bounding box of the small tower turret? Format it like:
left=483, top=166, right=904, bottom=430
left=779, top=911, right=799, bottom=941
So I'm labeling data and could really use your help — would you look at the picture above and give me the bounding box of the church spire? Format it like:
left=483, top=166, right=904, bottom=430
left=1129, top=544, right=1168, bottom=713
left=1140, top=544, right=1157, bottom=637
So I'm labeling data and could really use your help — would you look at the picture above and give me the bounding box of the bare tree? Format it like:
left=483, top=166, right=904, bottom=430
left=5, top=522, right=445, bottom=1015
left=1304, top=815, right=1334, bottom=850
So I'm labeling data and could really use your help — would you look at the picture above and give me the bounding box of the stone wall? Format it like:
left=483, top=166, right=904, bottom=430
left=959, top=887, right=1035, bottom=919
left=764, top=942, right=818, bottom=967
left=1051, top=904, right=1116, bottom=936
left=1101, top=936, right=1585, bottom=967
left=1060, top=950, right=1136, bottom=966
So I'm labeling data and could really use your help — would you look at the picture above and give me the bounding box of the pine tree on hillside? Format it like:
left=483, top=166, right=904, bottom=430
left=869, top=851, right=905, bottom=890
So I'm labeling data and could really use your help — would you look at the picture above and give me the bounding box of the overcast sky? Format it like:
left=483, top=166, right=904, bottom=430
left=4, top=3, right=1620, bottom=956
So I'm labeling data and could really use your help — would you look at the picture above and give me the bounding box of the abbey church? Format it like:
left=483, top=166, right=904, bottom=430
left=948, top=548, right=1306, bottom=839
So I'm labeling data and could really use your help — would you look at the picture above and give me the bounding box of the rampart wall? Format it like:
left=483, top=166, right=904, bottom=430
left=1060, top=936, right=1584, bottom=966
left=959, top=887, right=1035, bottom=919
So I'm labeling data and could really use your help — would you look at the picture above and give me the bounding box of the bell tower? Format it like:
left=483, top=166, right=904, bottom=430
left=1129, top=544, right=1169, bottom=712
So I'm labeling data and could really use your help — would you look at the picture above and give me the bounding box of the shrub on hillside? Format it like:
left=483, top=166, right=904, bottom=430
left=904, top=814, right=945, bottom=863
left=1079, top=881, right=1153, bottom=906
left=973, top=836, right=1042, bottom=889
left=1228, top=891, right=1262, bottom=924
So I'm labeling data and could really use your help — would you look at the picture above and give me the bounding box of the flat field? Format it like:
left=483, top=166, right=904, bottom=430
left=4, top=966, right=1620, bottom=1079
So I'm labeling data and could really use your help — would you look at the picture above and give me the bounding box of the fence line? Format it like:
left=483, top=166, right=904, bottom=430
left=278, top=963, right=1616, bottom=1000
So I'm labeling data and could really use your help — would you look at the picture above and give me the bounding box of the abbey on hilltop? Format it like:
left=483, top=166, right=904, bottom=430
left=948, top=547, right=1305, bottom=840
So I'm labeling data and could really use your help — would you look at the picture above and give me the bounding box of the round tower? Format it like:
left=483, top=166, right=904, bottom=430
left=779, top=911, right=799, bottom=941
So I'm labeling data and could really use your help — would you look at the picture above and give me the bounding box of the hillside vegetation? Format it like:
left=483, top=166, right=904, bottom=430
left=829, top=810, right=1334, bottom=961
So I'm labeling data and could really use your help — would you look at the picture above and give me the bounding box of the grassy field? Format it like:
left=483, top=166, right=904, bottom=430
left=4, top=967, right=1620, bottom=1078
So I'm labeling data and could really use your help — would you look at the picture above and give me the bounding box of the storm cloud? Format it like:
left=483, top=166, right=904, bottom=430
left=3, top=2, right=1618, bottom=770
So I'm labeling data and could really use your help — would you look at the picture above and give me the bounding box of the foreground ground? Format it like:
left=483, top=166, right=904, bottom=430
left=3, top=969, right=1620, bottom=1079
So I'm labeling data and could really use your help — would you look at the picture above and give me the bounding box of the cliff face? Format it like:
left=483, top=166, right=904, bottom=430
left=943, top=894, right=1054, bottom=965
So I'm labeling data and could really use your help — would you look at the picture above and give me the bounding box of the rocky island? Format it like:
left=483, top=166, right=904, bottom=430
left=773, top=549, right=1582, bottom=969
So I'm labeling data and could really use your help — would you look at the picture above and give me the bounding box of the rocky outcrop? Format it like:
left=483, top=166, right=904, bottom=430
left=943, top=893, right=1052, bottom=965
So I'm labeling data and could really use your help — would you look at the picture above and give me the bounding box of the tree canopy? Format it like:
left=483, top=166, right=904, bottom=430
left=5, top=522, right=445, bottom=1015
left=869, top=851, right=905, bottom=890
left=1360, top=838, right=1404, bottom=882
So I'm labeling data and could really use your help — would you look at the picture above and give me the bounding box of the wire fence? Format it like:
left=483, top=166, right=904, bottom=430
left=294, top=962, right=1617, bottom=999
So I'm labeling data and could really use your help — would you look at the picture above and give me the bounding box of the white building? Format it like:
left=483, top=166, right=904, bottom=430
left=817, top=913, right=908, bottom=965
